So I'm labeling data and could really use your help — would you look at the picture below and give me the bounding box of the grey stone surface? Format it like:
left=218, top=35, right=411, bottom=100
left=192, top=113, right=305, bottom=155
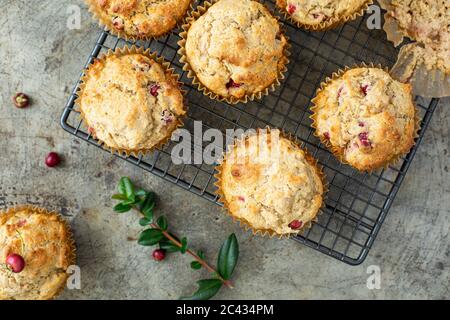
left=0, top=0, right=448, bottom=300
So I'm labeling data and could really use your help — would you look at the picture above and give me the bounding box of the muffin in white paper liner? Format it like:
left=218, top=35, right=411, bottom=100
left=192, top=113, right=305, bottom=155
left=379, top=0, right=450, bottom=97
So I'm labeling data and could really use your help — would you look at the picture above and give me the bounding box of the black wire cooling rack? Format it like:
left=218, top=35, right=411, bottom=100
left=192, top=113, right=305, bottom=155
left=61, top=0, right=439, bottom=265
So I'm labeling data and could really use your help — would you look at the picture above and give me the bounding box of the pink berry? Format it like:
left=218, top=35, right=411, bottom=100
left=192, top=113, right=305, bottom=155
left=358, top=121, right=365, bottom=127
left=6, top=254, right=25, bottom=273
left=152, top=249, right=166, bottom=261
left=323, top=132, right=330, bottom=140
left=238, top=196, right=245, bottom=202
left=288, top=220, right=303, bottom=230
left=17, top=219, right=27, bottom=227
left=226, top=79, right=242, bottom=89
left=360, top=84, right=369, bottom=96
left=287, top=4, right=296, bottom=14
left=359, top=132, right=371, bottom=147
left=88, top=127, right=95, bottom=135
left=361, top=141, right=371, bottom=147
left=231, top=169, right=241, bottom=177
left=45, top=152, right=61, bottom=167
left=149, top=83, right=160, bottom=97
left=112, top=16, right=124, bottom=30
left=13, top=93, right=30, bottom=108
left=337, top=86, right=343, bottom=98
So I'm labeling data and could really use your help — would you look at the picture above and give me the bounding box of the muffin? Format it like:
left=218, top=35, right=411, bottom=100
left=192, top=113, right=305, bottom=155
left=0, top=206, right=76, bottom=300
left=311, top=67, right=417, bottom=171
left=86, top=0, right=193, bottom=40
left=215, top=128, right=325, bottom=236
left=77, top=47, right=185, bottom=155
left=179, top=0, right=289, bottom=104
left=276, top=0, right=372, bottom=30
left=379, top=0, right=450, bottom=97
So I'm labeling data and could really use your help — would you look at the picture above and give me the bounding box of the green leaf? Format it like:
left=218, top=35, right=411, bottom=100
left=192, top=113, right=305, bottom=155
left=140, top=191, right=155, bottom=207
left=135, top=190, right=148, bottom=206
left=197, top=250, right=205, bottom=260
left=139, top=218, right=151, bottom=227
left=118, top=177, right=128, bottom=194
left=159, top=238, right=180, bottom=253
left=121, top=177, right=135, bottom=202
left=135, top=189, right=147, bottom=197
left=138, top=229, right=163, bottom=246
left=113, top=203, right=132, bottom=213
left=180, top=279, right=222, bottom=300
left=142, top=209, right=154, bottom=222
left=117, top=177, right=136, bottom=201
left=112, top=194, right=128, bottom=201
left=122, top=199, right=139, bottom=206
left=180, top=237, right=188, bottom=254
left=191, top=261, right=202, bottom=270
left=140, top=192, right=155, bottom=220
left=157, top=216, right=168, bottom=231
left=217, top=233, right=239, bottom=280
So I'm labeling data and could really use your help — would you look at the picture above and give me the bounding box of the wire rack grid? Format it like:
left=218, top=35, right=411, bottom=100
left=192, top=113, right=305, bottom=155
left=61, top=0, right=439, bottom=265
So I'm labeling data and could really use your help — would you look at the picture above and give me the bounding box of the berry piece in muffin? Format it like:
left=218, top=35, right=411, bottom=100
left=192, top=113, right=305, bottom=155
left=276, top=0, right=371, bottom=30
left=312, top=67, right=417, bottom=171
left=216, top=128, right=324, bottom=236
left=184, top=0, right=288, bottom=101
left=87, top=0, right=193, bottom=39
left=0, top=206, right=75, bottom=300
left=78, top=51, right=185, bottom=154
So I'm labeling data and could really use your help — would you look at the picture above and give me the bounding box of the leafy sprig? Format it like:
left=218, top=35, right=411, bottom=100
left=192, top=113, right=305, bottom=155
left=112, top=177, right=239, bottom=300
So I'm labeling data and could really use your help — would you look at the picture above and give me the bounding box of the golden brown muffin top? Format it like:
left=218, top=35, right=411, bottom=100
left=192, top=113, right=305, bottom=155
left=0, top=206, right=75, bottom=300
left=277, top=0, right=369, bottom=27
left=87, top=0, right=193, bottom=39
left=313, top=67, right=416, bottom=171
left=78, top=52, right=185, bottom=153
left=217, top=129, right=324, bottom=235
left=185, top=0, right=287, bottom=99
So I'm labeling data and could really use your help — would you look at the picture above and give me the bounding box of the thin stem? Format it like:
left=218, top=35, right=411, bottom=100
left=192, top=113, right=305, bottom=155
left=133, top=208, right=234, bottom=289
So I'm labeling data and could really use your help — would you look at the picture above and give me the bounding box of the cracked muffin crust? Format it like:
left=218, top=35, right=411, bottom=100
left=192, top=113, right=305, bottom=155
left=312, top=67, right=417, bottom=171
left=0, top=206, right=75, bottom=300
left=276, top=0, right=371, bottom=30
left=184, top=0, right=288, bottom=101
left=86, top=0, right=193, bottom=39
left=78, top=50, right=185, bottom=154
left=216, top=129, right=324, bottom=236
